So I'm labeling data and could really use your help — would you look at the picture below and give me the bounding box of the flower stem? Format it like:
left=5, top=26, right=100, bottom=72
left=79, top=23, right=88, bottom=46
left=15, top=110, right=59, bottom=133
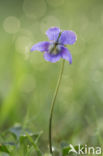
left=49, top=59, right=65, bottom=154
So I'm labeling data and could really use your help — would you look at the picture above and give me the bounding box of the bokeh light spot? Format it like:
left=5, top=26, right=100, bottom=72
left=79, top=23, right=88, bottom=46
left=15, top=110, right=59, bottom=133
left=3, top=16, right=21, bottom=34
left=40, top=16, right=60, bottom=33
left=15, top=36, right=33, bottom=59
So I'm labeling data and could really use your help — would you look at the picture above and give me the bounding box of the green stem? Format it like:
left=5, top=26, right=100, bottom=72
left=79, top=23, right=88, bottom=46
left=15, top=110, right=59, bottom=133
left=49, top=59, right=65, bottom=154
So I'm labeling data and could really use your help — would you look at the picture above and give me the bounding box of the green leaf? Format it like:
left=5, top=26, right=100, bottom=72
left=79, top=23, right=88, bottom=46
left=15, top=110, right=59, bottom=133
left=8, top=124, right=41, bottom=143
left=62, top=144, right=85, bottom=156
left=25, top=132, right=42, bottom=156
left=43, top=154, right=52, bottom=156
left=8, top=124, right=43, bottom=155
left=0, top=144, right=10, bottom=154
left=62, top=145, right=71, bottom=156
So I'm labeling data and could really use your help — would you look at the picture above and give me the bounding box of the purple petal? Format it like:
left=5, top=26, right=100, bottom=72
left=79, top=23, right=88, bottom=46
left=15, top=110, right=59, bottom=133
left=59, top=30, right=77, bottom=45
left=60, top=46, right=72, bottom=64
left=44, top=52, right=61, bottom=63
left=31, top=41, right=50, bottom=52
left=46, top=27, right=60, bottom=41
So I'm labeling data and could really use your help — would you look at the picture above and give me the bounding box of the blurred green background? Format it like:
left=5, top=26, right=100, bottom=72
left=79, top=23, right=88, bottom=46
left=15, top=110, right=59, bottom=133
left=0, top=0, right=103, bottom=153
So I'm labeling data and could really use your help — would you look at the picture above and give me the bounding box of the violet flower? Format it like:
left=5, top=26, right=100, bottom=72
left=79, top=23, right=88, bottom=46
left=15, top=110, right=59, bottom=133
left=31, top=27, right=77, bottom=63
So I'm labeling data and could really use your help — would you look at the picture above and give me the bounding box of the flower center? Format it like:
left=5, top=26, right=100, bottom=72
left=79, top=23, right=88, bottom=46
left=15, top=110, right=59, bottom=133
left=48, top=42, right=61, bottom=55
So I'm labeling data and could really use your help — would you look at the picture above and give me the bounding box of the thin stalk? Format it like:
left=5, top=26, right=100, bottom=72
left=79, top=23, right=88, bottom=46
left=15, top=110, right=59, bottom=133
left=49, top=59, right=65, bottom=154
